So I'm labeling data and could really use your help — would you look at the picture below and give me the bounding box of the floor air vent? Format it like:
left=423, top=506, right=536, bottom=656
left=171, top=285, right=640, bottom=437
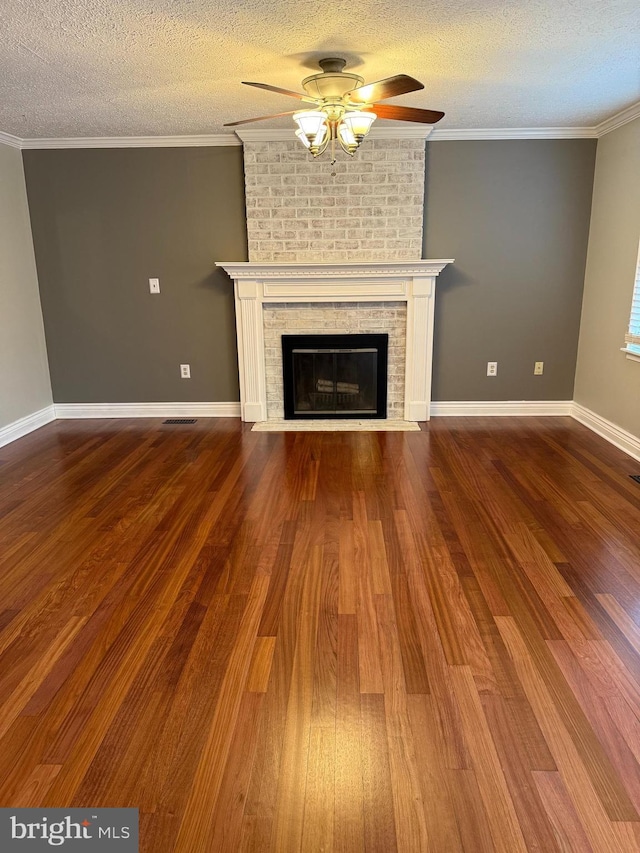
left=163, top=419, right=197, bottom=425
left=630, top=475, right=640, bottom=484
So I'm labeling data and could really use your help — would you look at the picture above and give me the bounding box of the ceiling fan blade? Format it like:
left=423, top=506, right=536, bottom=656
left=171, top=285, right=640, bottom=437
left=371, top=103, right=445, bottom=124
left=348, top=75, right=424, bottom=104
left=224, top=110, right=299, bottom=127
left=242, top=81, right=317, bottom=104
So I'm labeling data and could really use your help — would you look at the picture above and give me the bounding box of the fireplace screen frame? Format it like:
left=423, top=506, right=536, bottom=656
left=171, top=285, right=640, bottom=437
left=282, top=333, right=389, bottom=420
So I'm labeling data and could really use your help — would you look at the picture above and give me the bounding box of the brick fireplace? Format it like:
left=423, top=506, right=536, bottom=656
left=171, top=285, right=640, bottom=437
left=219, top=128, right=452, bottom=423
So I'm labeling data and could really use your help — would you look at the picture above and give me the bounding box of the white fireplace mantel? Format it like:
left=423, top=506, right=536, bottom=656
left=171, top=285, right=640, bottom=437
left=216, top=260, right=453, bottom=423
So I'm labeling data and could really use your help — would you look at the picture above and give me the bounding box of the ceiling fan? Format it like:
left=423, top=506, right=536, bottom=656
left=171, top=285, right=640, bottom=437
left=224, top=58, right=444, bottom=161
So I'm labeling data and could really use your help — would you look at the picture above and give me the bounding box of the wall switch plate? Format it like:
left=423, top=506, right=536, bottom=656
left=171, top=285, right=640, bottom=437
left=180, top=364, right=191, bottom=379
left=487, top=361, right=498, bottom=377
left=534, top=361, right=544, bottom=375
left=149, top=278, right=160, bottom=294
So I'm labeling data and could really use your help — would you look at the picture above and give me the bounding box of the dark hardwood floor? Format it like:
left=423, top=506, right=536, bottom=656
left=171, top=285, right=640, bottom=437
left=1, top=416, right=640, bottom=851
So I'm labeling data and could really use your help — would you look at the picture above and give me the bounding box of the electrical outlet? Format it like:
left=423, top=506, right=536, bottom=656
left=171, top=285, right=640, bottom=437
left=487, top=362, right=498, bottom=377
left=149, top=278, right=160, bottom=294
left=534, top=361, right=544, bottom=375
left=180, top=364, right=191, bottom=379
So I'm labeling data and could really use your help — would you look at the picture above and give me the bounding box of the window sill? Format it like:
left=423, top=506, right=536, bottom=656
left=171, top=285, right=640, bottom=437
left=621, top=347, right=640, bottom=363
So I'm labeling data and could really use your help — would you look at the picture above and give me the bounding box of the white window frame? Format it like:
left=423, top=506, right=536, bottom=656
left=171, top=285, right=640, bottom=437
left=623, top=238, right=640, bottom=363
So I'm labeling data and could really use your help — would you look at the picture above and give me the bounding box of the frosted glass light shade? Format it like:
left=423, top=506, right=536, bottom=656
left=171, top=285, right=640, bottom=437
left=313, top=124, right=328, bottom=147
left=295, top=129, right=311, bottom=149
left=338, top=123, right=357, bottom=148
left=293, top=110, right=326, bottom=137
left=342, top=111, right=376, bottom=138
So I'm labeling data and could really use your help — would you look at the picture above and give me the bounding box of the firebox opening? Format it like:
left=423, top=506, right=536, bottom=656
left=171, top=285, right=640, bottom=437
left=282, top=334, right=388, bottom=420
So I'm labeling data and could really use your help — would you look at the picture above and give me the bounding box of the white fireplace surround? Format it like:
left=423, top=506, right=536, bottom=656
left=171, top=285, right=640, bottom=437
left=217, top=260, right=453, bottom=423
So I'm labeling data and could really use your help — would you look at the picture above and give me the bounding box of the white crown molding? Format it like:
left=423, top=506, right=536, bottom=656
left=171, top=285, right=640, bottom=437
left=54, top=402, right=241, bottom=418
left=594, top=101, right=640, bottom=137
left=0, top=405, right=56, bottom=448
left=19, top=134, right=241, bottom=149
left=431, top=401, right=573, bottom=416
left=0, top=130, right=23, bottom=149
left=4, top=101, right=639, bottom=149
left=429, top=127, right=598, bottom=140
left=571, top=403, right=640, bottom=462
left=234, top=126, right=434, bottom=142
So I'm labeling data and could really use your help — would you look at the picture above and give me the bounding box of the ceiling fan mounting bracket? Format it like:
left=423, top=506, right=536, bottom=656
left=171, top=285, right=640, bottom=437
left=318, top=57, right=348, bottom=74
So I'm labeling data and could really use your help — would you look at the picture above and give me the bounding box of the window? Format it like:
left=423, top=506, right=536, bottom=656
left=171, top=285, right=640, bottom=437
left=624, top=241, right=640, bottom=358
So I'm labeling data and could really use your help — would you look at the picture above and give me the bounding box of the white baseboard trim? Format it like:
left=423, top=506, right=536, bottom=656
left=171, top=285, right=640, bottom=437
left=54, top=402, right=241, bottom=419
left=0, top=405, right=56, bottom=449
left=430, top=400, right=574, bottom=417
left=3, top=401, right=637, bottom=470
left=571, top=403, right=640, bottom=463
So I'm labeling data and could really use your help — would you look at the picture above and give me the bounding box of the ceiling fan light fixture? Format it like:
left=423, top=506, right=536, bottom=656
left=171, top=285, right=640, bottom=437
left=295, top=128, right=311, bottom=149
left=337, top=122, right=358, bottom=155
left=342, top=110, right=377, bottom=140
left=293, top=109, right=326, bottom=140
left=313, top=123, right=328, bottom=147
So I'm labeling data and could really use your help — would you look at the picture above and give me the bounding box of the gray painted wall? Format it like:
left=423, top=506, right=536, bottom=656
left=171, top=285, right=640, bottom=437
left=574, top=117, right=640, bottom=439
left=424, top=140, right=596, bottom=401
left=0, top=143, right=52, bottom=429
left=23, top=147, right=246, bottom=404
left=23, top=140, right=596, bottom=406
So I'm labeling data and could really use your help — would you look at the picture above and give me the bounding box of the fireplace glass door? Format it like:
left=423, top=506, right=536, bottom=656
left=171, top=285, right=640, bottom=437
left=282, top=334, right=388, bottom=419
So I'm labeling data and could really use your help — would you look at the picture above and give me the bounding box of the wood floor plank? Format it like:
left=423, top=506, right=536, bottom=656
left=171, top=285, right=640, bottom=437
left=311, top=531, right=338, bottom=729
left=0, top=616, right=86, bottom=740
left=11, top=764, right=62, bottom=808
left=338, top=521, right=357, bottom=616
left=334, top=614, right=365, bottom=853
left=390, top=573, right=431, bottom=695
left=246, top=636, right=276, bottom=693
left=449, top=664, right=528, bottom=853
left=549, top=638, right=640, bottom=815
left=497, top=615, right=638, bottom=852
left=208, top=690, right=265, bottom=853
left=360, top=694, right=398, bottom=853
left=270, top=545, right=323, bottom=852
left=173, top=572, right=270, bottom=850
left=448, top=768, right=497, bottom=853
left=393, top=507, right=472, bottom=770
left=406, top=694, right=464, bottom=851
left=121, top=591, right=238, bottom=818
left=533, top=770, right=595, bottom=853
left=300, top=726, right=336, bottom=853
left=481, top=692, right=563, bottom=851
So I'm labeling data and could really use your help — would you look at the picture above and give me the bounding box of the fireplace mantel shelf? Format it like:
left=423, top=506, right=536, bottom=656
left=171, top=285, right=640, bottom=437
left=217, top=261, right=453, bottom=279
left=217, top=259, right=454, bottom=423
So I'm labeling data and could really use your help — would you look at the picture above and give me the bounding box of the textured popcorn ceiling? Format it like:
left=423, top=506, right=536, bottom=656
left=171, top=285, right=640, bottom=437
left=1, top=0, right=638, bottom=138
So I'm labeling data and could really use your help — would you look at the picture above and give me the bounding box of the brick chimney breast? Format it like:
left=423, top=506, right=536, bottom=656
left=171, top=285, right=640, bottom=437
left=242, top=138, right=426, bottom=262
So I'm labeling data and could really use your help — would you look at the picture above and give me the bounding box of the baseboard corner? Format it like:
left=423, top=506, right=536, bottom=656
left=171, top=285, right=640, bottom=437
left=0, top=405, right=56, bottom=449
left=570, top=403, right=640, bottom=462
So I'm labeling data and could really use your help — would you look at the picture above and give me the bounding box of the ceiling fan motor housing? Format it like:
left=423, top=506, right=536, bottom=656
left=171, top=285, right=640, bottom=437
left=302, top=57, right=364, bottom=101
